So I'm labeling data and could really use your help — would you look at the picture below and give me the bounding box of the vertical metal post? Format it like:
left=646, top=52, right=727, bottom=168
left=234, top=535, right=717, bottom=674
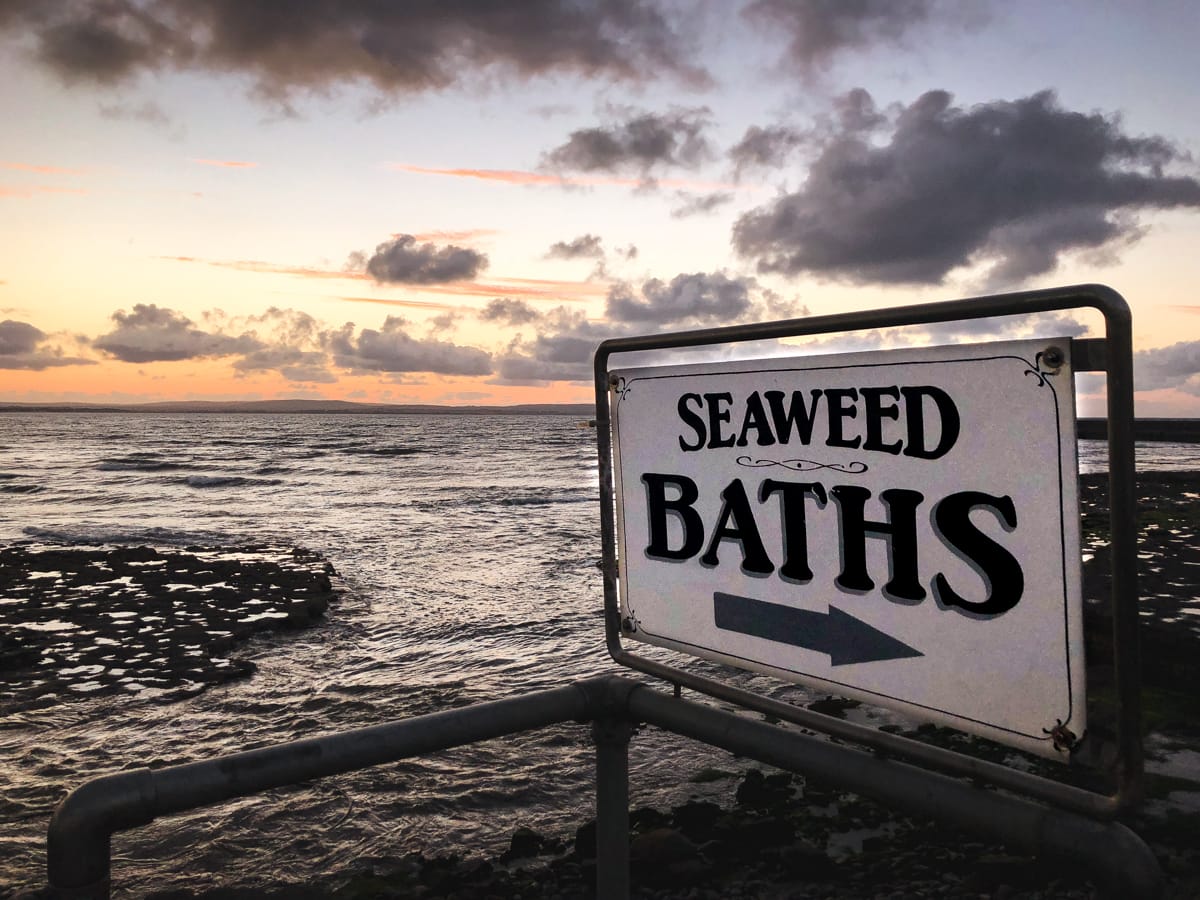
left=593, top=717, right=631, bottom=900
left=1102, top=297, right=1143, bottom=806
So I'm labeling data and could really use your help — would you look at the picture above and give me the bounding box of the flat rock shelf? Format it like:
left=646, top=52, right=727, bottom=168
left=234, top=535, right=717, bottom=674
left=0, top=544, right=339, bottom=713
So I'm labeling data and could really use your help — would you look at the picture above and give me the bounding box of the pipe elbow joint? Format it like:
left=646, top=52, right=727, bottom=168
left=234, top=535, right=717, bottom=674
left=47, top=768, right=157, bottom=894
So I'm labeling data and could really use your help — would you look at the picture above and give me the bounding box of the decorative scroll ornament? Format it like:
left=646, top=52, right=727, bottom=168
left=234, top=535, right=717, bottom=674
left=735, top=456, right=869, bottom=474
left=609, top=375, right=633, bottom=404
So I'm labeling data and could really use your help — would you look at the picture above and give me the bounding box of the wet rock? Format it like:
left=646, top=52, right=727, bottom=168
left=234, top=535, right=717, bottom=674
left=630, top=827, right=704, bottom=887
left=630, top=804, right=671, bottom=832
left=0, top=544, right=340, bottom=713
left=807, top=695, right=862, bottom=718
left=734, top=767, right=796, bottom=811
left=573, top=819, right=596, bottom=859
left=501, top=825, right=545, bottom=861
left=670, top=799, right=723, bottom=843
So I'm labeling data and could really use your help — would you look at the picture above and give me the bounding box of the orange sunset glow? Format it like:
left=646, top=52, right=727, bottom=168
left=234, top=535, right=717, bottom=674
left=1, top=3, right=1198, bottom=411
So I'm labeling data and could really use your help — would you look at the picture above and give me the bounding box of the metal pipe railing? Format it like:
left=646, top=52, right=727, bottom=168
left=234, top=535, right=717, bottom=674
left=629, top=685, right=1163, bottom=899
left=47, top=678, right=602, bottom=898
left=46, top=675, right=1164, bottom=899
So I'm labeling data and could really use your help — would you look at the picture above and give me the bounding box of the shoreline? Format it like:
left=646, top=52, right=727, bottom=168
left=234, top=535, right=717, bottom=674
left=5, top=471, right=1200, bottom=897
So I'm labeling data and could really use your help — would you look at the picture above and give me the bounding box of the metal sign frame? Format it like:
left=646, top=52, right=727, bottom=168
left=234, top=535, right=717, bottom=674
left=593, top=284, right=1141, bottom=817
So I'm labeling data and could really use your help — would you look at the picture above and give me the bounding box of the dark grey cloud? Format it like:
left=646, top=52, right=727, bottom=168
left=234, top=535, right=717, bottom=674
left=363, top=235, right=488, bottom=285
left=542, top=106, right=714, bottom=176
left=728, top=90, right=884, bottom=177
left=728, top=125, right=807, bottom=175
left=232, top=347, right=336, bottom=384
left=492, top=309, right=609, bottom=384
left=493, top=272, right=807, bottom=384
left=732, top=89, right=1200, bottom=287
left=92, top=304, right=261, bottom=362
left=0, top=319, right=42, bottom=356
left=1, top=1, right=708, bottom=100
left=670, top=190, right=734, bottom=218
left=1134, top=341, right=1200, bottom=396
left=479, top=298, right=542, bottom=326
left=830, top=86, right=888, bottom=134
left=0, top=319, right=95, bottom=370
left=327, top=316, right=491, bottom=376
left=35, top=4, right=177, bottom=85
left=919, top=311, right=1089, bottom=344
left=742, top=0, right=981, bottom=75
left=546, top=234, right=604, bottom=259
left=606, top=272, right=756, bottom=325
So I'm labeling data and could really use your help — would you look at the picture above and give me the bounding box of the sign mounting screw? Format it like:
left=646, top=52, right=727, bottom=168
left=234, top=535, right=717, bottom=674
left=1041, top=345, right=1065, bottom=372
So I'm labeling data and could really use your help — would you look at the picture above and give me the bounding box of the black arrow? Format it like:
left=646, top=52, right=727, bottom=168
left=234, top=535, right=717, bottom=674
left=713, top=591, right=922, bottom=666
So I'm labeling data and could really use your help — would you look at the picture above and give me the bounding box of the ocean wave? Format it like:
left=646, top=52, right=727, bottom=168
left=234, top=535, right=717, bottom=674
left=498, top=494, right=592, bottom=507
left=98, top=456, right=184, bottom=472
left=183, top=475, right=284, bottom=488
left=20, top=524, right=250, bottom=547
left=0, top=483, right=43, bottom=494
left=340, top=447, right=420, bottom=456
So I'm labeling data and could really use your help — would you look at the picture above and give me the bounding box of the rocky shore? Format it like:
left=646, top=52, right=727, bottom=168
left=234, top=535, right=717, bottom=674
left=0, top=544, right=339, bottom=714
left=6, top=471, right=1200, bottom=898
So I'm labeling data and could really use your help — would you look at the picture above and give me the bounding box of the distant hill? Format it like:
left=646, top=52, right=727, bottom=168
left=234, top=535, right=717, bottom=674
left=0, top=399, right=596, bottom=416
left=3, top=403, right=1197, bottom=441
left=1077, top=418, right=1200, bottom=442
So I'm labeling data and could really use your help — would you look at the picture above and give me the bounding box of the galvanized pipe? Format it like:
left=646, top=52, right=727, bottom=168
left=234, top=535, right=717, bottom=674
left=1100, top=293, right=1144, bottom=806
left=48, top=679, right=598, bottom=898
left=593, top=718, right=632, bottom=899
left=47, top=676, right=1163, bottom=899
left=629, top=686, right=1164, bottom=899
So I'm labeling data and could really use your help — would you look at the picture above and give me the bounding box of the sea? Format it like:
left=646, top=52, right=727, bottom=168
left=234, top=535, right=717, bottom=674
left=2, top=412, right=1199, bottom=896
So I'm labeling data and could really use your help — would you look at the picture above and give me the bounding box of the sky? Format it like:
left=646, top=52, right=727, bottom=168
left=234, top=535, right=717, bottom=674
left=1, top=0, right=1199, bottom=414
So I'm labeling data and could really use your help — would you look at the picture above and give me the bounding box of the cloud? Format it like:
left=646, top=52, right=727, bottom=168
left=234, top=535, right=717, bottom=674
left=99, top=99, right=180, bottom=134
left=732, top=89, right=1200, bottom=287
left=670, top=190, right=734, bottom=218
left=607, top=272, right=757, bottom=325
left=233, top=347, right=336, bottom=383
left=1, top=1, right=707, bottom=101
left=336, top=296, right=462, bottom=313
left=541, top=106, right=714, bottom=178
left=219, top=307, right=338, bottom=382
left=188, top=158, right=257, bottom=168
left=493, top=308, right=609, bottom=384
left=390, top=163, right=584, bottom=187
left=494, top=271, right=809, bottom=383
left=0, top=320, right=42, bottom=356
left=327, top=316, right=491, bottom=376
left=1, top=160, right=90, bottom=175
left=728, top=125, right=807, bottom=176
left=92, top=303, right=262, bottom=362
left=728, top=90, right=885, bottom=177
left=1134, top=341, right=1200, bottom=396
left=546, top=234, right=604, bottom=260
left=479, top=298, right=542, bottom=326
left=742, top=0, right=983, bottom=76
left=390, top=161, right=736, bottom=192
left=360, top=234, right=489, bottom=285
left=917, top=311, right=1089, bottom=344
left=0, top=319, right=95, bottom=369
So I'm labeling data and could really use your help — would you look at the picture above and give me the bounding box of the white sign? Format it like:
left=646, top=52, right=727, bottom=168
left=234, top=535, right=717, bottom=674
left=610, top=338, right=1085, bottom=758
